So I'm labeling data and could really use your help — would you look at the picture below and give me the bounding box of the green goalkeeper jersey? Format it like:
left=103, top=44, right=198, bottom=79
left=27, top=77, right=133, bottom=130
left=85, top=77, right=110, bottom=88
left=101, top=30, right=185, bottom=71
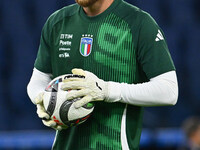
left=34, top=0, right=175, bottom=149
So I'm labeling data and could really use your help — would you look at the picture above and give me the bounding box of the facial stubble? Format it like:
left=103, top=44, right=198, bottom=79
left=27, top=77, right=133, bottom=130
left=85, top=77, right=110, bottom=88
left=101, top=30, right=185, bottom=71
left=75, top=0, right=98, bottom=7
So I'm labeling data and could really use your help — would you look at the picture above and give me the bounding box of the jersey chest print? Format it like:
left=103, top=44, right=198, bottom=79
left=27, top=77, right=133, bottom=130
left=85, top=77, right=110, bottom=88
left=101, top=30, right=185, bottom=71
left=96, top=22, right=133, bottom=71
left=87, top=14, right=136, bottom=82
left=58, top=34, right=73, bottom=58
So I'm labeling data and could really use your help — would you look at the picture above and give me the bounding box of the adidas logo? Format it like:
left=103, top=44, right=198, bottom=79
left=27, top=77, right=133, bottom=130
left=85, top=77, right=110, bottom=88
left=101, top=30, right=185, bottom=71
left=155, top=30, right=164, bottom=42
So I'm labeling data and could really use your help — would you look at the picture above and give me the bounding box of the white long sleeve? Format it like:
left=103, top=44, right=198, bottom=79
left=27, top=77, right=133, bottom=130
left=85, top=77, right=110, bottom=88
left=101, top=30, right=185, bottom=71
left=27, top=68, right=52, bottom=104
left=107, top=71, right=178, bottom=106
left=27, top=68, right=178, bottom=106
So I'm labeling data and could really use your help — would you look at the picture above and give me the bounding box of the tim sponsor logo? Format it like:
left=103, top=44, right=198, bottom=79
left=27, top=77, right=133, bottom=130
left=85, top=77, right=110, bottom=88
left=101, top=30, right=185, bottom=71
left=60, top=34, right=73, bottom=39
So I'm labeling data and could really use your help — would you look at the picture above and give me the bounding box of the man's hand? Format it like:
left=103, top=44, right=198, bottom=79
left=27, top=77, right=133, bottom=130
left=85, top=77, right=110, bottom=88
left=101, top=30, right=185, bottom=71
left=35, top=93, right=64, bottom=131
left=61, top=69, right=108, bottom=108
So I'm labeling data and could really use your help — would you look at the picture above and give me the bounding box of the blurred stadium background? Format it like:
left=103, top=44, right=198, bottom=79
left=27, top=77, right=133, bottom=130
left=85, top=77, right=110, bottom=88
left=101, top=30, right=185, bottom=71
left=0, top=0, right=199, bottom=149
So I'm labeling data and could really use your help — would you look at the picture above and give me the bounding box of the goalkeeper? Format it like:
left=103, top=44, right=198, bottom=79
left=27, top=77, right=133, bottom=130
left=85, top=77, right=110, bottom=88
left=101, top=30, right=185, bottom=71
left=27, top=0, right=178, bottom=149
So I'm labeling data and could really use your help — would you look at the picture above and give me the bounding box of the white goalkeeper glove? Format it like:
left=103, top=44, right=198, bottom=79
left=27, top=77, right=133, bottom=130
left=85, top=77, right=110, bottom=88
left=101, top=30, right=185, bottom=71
left=35, top=92, right=64, bottom=131
left=61, top=69, right=109, bottom=108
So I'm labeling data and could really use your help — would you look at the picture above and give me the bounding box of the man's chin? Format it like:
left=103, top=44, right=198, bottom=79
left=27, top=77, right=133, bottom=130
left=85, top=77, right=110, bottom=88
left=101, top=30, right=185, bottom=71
left=75, top=0, right=98, bottom=7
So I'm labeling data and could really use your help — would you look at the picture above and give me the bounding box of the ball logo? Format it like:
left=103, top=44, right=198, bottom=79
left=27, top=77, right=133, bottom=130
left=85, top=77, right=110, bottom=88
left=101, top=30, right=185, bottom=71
left=80, top=34, right=93, bottom=57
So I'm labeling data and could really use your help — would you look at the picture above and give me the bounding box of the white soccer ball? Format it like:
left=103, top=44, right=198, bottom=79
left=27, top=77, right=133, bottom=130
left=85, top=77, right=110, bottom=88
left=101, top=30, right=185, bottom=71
left=43, top=74, right=94, bottom=129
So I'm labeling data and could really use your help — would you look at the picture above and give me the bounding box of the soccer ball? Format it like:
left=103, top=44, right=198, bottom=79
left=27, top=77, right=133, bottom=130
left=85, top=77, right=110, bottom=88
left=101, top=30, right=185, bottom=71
left=43, top=74, right=94, bottom=129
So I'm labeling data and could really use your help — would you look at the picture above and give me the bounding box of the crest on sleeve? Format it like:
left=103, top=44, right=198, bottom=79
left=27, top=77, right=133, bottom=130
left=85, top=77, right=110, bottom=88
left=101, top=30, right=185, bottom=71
left=80, top=35, right=93, bottom=57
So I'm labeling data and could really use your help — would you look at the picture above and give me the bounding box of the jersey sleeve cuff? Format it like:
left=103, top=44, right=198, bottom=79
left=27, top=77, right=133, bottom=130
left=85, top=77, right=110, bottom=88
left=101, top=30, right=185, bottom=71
left=105, top=82, right=122, bottom=103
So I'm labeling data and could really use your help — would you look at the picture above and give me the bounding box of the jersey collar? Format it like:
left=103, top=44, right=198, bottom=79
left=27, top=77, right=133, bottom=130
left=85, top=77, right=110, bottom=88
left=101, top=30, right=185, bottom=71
left=79, top=0, right=122, bottom=22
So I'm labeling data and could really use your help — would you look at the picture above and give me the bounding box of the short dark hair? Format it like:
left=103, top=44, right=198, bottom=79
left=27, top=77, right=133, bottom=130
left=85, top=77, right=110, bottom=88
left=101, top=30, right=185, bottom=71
left=182, top=117, right=200, bottom=138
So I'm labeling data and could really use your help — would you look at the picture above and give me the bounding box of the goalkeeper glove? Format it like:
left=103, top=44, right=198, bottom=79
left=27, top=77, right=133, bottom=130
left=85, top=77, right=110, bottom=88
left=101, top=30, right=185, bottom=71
left=35, top=92, right=64, bottom=131
left=61, top=69, right=109, bottom=108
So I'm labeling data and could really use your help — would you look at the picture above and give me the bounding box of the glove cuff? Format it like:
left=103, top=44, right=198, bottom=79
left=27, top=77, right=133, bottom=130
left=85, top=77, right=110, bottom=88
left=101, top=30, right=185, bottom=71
left=104, top=82, right=122, bottom=103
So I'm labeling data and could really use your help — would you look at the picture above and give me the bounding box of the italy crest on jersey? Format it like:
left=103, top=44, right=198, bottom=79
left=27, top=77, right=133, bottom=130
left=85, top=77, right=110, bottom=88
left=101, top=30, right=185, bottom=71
left=80, top=35, right=93, bottom=57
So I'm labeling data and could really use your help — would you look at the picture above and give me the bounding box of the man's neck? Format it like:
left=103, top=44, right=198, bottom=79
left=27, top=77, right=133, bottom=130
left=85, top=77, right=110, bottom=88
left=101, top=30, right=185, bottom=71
left=83, top=0, right=114, bottom=16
